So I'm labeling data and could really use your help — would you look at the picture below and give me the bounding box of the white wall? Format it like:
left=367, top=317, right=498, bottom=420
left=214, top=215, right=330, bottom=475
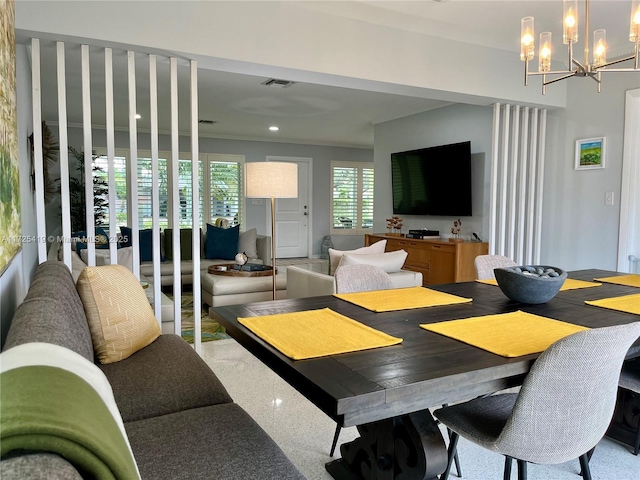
left=374, top=104, right=493, bottom=241
left=1, top=46, right=38, bottom=347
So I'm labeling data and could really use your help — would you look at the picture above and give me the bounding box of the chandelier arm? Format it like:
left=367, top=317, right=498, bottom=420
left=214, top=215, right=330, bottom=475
left=528, top=69, right=575, bottom=76
left=543, top=72, right=578, bottom=86
left=571, top=58, right=587, bottom=72
left=596, top=55, right=639, bottom=69
left=596, top=67, right=640, bottom=72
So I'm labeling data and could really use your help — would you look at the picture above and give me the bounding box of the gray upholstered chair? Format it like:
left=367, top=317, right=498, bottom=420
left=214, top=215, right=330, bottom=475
left=434, top=322, right=640, bottom=480
left=334, top=264, right=394, bottom=294
left=474, top=254, right=517, bottom=280
left=618, top=359, right=640, bottom=455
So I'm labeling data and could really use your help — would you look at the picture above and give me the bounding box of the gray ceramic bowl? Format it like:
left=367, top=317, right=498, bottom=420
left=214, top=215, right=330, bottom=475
left=494, top=265, right=568, bottom=304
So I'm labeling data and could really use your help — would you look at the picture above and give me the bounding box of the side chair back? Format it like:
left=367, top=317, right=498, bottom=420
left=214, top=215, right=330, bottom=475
left=497, top=322, right=640, bottom=465
left=474, top=254, right=517, bottom=280
left=334, top=264, right=393, bottom=294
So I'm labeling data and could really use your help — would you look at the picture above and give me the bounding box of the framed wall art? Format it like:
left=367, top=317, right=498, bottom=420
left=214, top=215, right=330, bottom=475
left=575, top=137, right=606, bottom=170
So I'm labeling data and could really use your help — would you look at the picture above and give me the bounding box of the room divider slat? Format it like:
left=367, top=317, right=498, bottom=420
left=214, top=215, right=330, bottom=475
left=56, top=42, right=72, bottom=270
left=190, top=60, right=202, bottom=354
left=127, top=51, right=140, bottom=279
left=31, top=39, right=47, bottom=263
left=81, top=44, right=95, bottom=266
left=105, top=48, right=118, bottom=266
left=170, top=57, right=182, bottom=335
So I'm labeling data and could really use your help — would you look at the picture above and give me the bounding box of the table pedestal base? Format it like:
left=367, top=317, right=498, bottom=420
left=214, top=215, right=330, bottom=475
left=326, top=409, right=447, bottom=480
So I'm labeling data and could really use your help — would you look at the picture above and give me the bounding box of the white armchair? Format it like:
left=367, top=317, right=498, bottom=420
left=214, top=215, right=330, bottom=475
left=286, top=263, right=422, bottom=299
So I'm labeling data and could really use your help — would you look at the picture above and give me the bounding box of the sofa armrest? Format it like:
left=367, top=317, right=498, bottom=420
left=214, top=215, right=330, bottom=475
left=286, top=266, right=337, bottom=299
left=256, top=235, right=272, bottom=265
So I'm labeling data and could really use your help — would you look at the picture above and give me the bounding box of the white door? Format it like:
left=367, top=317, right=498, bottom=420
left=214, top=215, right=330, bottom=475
left=266, top=157, right=312, bottom=258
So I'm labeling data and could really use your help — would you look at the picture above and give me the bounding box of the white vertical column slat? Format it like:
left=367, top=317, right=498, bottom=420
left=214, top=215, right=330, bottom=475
left=517, top=107, right=530, bottom=265
left=489, top=103, right=501, bottom=255
left=149, top=54, right=162, bottom=324
left=105, top=48, right=117, bottom=265
left=127, top=51, right=140, bottom=279
left=526, top=108, right=539, bottom=264
left=498, top=104, right=511, bottom=256
left=57, top=42, right=72, bottom=269
left=191, top=60, right=202, bottom=354
left=170, top=57, right=182, bottom=335
left=81, top=45, right=95, bottom=266
left=507, top=105, right=520, bottom=260
left=533, top=109, right=547, bottom=264
left=31, top=39, right=47, bottom=263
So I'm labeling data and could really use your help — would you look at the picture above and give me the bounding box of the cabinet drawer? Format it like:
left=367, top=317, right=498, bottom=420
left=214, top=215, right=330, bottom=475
left=429, top=244, right=456, bottom=253
left=395, top=240, right=430, bottom=265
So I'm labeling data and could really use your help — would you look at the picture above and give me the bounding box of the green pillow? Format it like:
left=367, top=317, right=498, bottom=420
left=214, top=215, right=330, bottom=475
left=164, top=228, right=200, bottom=261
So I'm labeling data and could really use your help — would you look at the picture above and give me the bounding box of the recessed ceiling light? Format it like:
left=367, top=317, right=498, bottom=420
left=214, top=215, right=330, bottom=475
left=269, top=126, right=279, bottom=131
left=135, top=114, right=142, bottom=119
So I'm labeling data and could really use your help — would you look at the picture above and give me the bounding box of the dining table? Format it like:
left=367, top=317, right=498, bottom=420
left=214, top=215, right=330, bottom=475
left=210, top=268, right=640, bottom=480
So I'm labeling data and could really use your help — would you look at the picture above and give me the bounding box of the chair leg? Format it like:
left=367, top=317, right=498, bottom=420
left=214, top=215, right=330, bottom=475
left=440, top=431, right=459, bottom=480
left=516, top=459, right=527, bottom=480
left=579, top=453, right=592, bottom=480
left=446, top=428, right=463, bottom=478
left=329, top=424, right=341, bottom=457
left=503, top=456, right=513, bottom=480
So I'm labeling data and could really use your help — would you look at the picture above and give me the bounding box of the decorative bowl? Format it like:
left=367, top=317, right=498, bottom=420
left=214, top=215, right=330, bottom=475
left=494, top=265, right=567, bottom=304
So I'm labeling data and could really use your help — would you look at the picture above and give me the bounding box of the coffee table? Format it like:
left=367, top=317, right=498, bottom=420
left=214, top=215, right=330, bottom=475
left=210, top=269, right=640, bottom=480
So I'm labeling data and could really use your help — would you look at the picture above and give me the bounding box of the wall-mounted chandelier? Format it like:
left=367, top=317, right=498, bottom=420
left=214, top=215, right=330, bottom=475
left=521, top=0, right=640, bottom=94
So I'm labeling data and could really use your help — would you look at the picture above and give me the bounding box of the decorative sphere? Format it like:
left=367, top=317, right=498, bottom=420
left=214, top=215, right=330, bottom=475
left=494, top=265, right=567, bottom=304
left=235, top=252, right=248, bottom=266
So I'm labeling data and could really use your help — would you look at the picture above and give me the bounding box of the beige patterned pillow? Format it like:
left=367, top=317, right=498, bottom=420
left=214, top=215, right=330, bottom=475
left=77, top=265, right=160, bottom=364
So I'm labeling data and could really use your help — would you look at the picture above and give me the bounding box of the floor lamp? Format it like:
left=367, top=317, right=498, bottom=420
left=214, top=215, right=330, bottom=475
left=245, top=161, right=298, bottom=300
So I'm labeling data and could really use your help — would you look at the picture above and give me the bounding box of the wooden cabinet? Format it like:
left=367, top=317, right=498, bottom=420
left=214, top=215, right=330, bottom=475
left=365, top=234, right=489, bottom=286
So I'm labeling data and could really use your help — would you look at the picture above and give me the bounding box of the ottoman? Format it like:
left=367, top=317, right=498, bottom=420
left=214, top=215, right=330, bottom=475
left=201, top=270, right=287, bottom=307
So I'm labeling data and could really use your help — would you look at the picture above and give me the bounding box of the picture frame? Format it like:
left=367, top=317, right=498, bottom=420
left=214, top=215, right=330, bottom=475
left=575, top=137, right=606, bottom=170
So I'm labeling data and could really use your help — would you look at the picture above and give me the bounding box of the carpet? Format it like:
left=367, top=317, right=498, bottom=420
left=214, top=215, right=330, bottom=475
left=167, top=293, right=230, bottom=343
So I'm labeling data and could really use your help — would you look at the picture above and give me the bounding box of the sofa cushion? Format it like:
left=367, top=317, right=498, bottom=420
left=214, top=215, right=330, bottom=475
left=205, top=224, right=239, bottom=260
left=99, top=334, right=233, bottom=422
left=0, top=453, right=83, bottom=480
left=77, top=265, right=160, bottom=364
left=238, top=227, right=258, bottom=259
left=3, top=261, right=94, bottom=362
left=164, top=228, right=200, bottom=261
left=125, top=403, right=305, bottom=480
left=328, top=239, right=387, bottom=275
left=340, top=249, right=408, bottom=273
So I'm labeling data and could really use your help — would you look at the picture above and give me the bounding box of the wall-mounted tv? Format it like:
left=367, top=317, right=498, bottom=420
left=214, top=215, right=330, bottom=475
left=391, top=141, right=472, bottom=216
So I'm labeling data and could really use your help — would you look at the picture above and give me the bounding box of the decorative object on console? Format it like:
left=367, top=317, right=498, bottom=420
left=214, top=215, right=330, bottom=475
left=520, top=0, right=640, bottom=95
left=245, top=161, right=298, bottom=300
left=386, top=216, right=404, bottom=236
left=494, top=265, right=568, bottom=304
left=575, top=137, right=606, bottom=170
left=450, top=218, right=463, bottom=242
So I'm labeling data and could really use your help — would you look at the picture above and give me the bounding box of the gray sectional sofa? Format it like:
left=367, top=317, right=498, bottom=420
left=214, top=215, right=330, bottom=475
left=1, top=261, right=304, bottom=480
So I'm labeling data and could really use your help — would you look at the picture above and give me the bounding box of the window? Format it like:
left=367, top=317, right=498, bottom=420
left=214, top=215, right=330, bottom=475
left=92, top=149, right=243, bottom=230
left=331, top=161, right=374, bottom=234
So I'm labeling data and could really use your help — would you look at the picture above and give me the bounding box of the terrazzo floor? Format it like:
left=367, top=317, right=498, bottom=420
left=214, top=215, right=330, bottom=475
left=201, top=339, right=639, bottom=480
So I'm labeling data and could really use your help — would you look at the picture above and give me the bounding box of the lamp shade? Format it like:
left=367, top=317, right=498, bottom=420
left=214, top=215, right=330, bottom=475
left=245, top=162, right=298, bottom=198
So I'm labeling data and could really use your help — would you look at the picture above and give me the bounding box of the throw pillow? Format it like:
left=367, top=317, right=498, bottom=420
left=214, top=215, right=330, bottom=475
left=205, top=224, right=240, bottom=260
left=339, top=250, right=408, bottom=273
left=164, top=228, right=199, bottom=261
left=119, top=227, right=160, bottom=262
left=328, top=239, right=387, bottom=275
left=238, top=228, right=258, bottom=259
left=120, top=226, right=132, bottom=247
left=75, top=227, right=111, bottom=254
left=76, top=265, right=160, bottom=364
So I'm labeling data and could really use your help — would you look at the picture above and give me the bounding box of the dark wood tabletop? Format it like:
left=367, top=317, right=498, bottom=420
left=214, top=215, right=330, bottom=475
left=210, top=269, right=640, bottom=429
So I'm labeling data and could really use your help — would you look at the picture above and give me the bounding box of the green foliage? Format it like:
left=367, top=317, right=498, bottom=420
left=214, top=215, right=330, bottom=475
left=68, top=147, right=109, bottom=233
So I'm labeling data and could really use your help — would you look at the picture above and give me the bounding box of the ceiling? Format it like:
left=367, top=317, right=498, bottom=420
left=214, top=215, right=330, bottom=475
left=33, top=1, right=636, bottom=149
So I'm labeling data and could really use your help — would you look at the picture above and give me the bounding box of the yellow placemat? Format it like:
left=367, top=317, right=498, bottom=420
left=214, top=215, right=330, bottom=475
left=585, top=293, right=640, bottom=316
left=238, top=308, right=402, bottom=360
left=334, top=286, right=472, bottom=312
left=420, top=311, right=588, bottom=357
left=476, top=278, right=602, bottom=291
left=593, top=274, right=640, bottom=288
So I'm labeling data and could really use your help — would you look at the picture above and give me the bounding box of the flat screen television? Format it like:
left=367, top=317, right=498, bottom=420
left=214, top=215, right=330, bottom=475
left=391, top=141, right=472, bottom=216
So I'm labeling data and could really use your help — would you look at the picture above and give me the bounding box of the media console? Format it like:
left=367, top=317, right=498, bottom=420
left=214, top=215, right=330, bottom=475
left=365, top=234, right=489, bottom=286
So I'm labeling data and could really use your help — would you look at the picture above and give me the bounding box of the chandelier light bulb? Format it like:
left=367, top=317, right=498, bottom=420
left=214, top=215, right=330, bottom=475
left=539, top=32, right=552, bottom=72
left=521, top=17, right=535, bottom=61
left=563, top=0, right=579, bottom=44
left=631, top=1, right=640, bottom=41
left=593, top=29, right=607, bottom=66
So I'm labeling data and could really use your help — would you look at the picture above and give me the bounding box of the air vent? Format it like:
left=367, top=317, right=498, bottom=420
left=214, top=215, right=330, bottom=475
left=261, top=78, right=295, bottom=88
left=198, top=119, right=217, bottom=125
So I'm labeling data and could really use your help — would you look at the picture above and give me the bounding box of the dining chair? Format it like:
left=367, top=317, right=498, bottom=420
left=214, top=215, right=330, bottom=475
left=434, top=321, right=640, bottom=480
left=334, top=264, right=394, bottom=294
left=474, top=255, right=517, bottom=280
left=618, top=358, right=640, bottom=455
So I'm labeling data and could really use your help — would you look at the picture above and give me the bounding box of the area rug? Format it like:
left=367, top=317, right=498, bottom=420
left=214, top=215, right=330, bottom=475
left=167, top=293, right=230, bottom=343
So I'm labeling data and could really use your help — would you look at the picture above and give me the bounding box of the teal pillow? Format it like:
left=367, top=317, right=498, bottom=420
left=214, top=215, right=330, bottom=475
left=205, top=224, right=239, bottom=260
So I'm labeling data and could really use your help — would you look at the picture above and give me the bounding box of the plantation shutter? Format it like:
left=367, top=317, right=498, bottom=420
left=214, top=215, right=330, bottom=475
left=331, top=162, right=374, bottom=233
left=209, top=160, right=241, bottom=227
